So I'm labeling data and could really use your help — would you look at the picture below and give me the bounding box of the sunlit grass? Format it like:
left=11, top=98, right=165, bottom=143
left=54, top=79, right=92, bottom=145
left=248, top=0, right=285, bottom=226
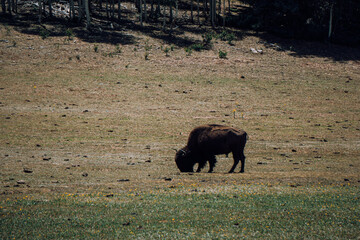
left=1, top=185, right=359, bottom=239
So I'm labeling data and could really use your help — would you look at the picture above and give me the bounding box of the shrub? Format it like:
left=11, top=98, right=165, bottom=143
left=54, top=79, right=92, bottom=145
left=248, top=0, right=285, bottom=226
left=65, top=28, right=74, bottom=41
left=190, top=43, right=204, bottom=52
left=218, top=49, right=227, bottom=59
left=39, top=28, right=50, bottom=40
left=184, top=47, right=192, bottom=56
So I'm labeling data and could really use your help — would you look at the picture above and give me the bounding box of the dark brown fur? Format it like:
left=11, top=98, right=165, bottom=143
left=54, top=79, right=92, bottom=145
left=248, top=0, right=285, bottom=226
left=175, top=124, right=248, bottom=173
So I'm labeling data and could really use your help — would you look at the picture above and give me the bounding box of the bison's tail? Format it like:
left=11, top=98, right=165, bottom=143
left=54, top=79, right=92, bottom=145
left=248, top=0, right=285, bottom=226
left=242, top=132, right=248, bottom=145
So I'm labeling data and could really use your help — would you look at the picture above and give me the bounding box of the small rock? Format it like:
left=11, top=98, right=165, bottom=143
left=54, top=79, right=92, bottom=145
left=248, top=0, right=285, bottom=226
left=164, top=177, right=172, bottom=181
left=117, top=179, right=130, bottom=182
left=106, top=194, right=114, bottom=197
left=23, top=168, right=33, bottom=173
left=82, top=173, right=88, bottom=177
left=17, top=180, right=26, bottom=184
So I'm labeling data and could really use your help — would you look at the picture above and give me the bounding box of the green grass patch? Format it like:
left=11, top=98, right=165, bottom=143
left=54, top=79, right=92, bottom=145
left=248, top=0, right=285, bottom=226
left=1, top=186, right=359, bottom=239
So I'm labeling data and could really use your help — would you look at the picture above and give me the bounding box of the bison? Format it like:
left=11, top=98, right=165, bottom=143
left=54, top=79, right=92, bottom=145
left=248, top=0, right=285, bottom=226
left=175, top=124, right=248, bottom=173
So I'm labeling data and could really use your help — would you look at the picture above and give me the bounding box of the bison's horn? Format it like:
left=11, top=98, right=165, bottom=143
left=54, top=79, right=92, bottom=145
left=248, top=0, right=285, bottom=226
left=179, top=149, right=188, bottom=155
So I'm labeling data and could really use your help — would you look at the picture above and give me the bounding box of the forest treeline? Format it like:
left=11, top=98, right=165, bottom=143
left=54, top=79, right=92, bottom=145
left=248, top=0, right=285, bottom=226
left=1, top=0, right=359, bottom=45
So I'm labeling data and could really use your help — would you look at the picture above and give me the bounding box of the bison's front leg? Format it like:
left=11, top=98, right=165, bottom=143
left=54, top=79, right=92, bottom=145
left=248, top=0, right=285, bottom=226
left=196, top=158, right=207, bottom=172
left=208, top=155, right=217, bottom=173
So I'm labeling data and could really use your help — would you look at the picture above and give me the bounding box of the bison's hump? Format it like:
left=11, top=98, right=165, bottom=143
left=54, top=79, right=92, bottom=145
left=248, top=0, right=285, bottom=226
left=186, top=124, right=246, bottom=150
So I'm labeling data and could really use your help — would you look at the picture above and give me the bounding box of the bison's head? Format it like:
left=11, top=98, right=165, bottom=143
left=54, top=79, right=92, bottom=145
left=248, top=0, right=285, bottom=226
left=175, top=148, right=195, bottom=172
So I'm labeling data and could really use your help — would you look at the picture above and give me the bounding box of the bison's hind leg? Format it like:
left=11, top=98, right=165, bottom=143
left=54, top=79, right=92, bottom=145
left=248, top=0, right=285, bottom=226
left=229, top=152, right=241, bottom=173
left=239, top=153, right=245, bottom=173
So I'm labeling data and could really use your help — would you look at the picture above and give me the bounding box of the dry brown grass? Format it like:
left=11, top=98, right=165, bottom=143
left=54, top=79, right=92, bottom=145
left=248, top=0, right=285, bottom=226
left=1, top=22, right=359, bottom=197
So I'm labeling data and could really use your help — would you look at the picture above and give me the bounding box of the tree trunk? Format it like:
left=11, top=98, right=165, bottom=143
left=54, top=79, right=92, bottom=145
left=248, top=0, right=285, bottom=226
left=7, top=0, right=12, bottom=15
left=162, top=0, right=166, bottom=31
left=38, top=0, right=41, bottom=22
left=2, top=0, right=6, bottom=13
left=135, top=0, right=140, bottom=13
left=196, top=0, right=199, bottom=24
left=328, top=2, right=334, bottom=40
left=203, top=0, right=207, bottom=21
left=227, top=0, right=230, bottom=15
left=105, top=0, right=109, bottom=18
left=175, top=0, right=178, bottom=22
left=190, top=0, right=193, bottom=22
left=98, top=0, right=102, bottom=10
left=118, top=0, right=121, bottom=20
left=110, top=0, right=113, bottom=18
left=143, top=0, right=147, bottom=22
left=85, top=0, right=91, bottom=28
left=78, top=0, right=83, bottom=22
left=140, top=0, right=143, bottom=26
left=69, top=0, right=74, bottom=20
left=150, top=0, right=154, bottom=18
left=48, top=0, right=52, bottom=17
left=169, top=0, right=173, bottom=24
left=210, top=0, right=215, bottom=27
left=222, top=0, right=225, bottom=27
left=155, top=0, right=161, bottom=20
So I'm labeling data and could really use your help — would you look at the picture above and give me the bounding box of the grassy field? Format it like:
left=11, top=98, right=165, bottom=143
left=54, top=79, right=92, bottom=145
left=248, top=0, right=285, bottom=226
left=1, top=18, right=359, bottom=239
left=1, top=185, right=359, bottom=239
